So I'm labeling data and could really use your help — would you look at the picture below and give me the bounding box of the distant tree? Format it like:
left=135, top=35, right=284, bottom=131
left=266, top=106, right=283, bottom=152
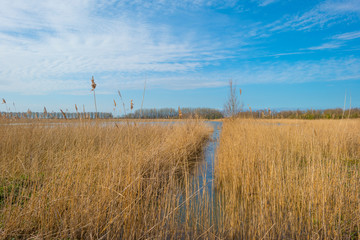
left=224, top=79, right=240, bottom=117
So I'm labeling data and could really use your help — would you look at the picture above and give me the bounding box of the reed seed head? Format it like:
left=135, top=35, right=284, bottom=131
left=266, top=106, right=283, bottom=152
left=91, top=76, right=96, bottom=91
left=60, top=109, right=67, bottom=120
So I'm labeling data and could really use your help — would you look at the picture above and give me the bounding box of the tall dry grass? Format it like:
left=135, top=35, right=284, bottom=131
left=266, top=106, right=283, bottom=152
left=216, top=119, right=360, bottom=239
left=0, top=120, right=212, bottom=239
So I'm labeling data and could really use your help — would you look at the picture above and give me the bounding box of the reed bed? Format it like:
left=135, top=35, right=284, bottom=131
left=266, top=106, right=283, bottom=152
left=216, top=119, right=360, bottom=239
left=0, top=120, right=212, bottom=239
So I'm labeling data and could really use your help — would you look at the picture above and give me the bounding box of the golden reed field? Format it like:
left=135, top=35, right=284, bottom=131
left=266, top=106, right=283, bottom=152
left=0, top=120, right=213, bottom=239
left=1, top=118, right=360, bottom=239
left=216, top=119, right=360, bottom=239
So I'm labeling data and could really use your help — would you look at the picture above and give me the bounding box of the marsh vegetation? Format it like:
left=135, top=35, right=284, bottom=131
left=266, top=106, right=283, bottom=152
left=216, top=119, right=360, bottom=239
left=0, top=120, right=213, bottom=239
left=0, top=117, right=359, bottom=239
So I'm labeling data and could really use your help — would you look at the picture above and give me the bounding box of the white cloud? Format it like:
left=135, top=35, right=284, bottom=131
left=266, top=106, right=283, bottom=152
left=105, top=0, right=241, bottom=12
left=306, top=30, right=360, bottom=51
left=257, top=0, right=279, bottom=7
left=321, top=0, right=360, bottom=13
left=95, top=57, right=360, bottom=91
left=267, top=0, right=360, bottom=32
left=228, top=57, right=360, bottom=85
left=0, top=0, right=238, bottom=94
left=1, top=0, right=360, bottom=96
left=333, top=31, right=360, bottom=40
left=307, top=42, right=342, bottom=50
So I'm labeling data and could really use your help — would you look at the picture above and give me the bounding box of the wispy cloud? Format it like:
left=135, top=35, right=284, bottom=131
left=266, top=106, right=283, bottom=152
left=267, top=0, right=360, bottom=32
left=256, top=0, right=279, bottom=7
left=96, top=57, right=360, bottom=91
left=307, top=42, right=343, bottom=50
left=307, top=30, right=360, bottom=51
left=0, top=0, right=359, bottom=96
left=106, top=0, right=242, bottom=12
left=0, top=0, right=241, bottom=94
left=333, top=31, right=360, bottom=40
left=227, top=57, right=360, bottom=85
left=266, top=52, right=306, bottom=57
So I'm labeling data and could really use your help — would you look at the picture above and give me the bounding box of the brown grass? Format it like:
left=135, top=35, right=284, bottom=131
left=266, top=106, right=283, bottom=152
left=0, top=120, right=212, bottom=239
left=4, top=116, right=358, bottom=239
left=215, top=119, right=360, bottom=239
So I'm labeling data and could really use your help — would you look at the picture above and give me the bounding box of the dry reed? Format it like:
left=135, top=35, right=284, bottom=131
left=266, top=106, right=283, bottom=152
left=0, top=120, right=212, bottom=239
left=91, top=76, right=97, bottom=118
left=215, top=119, right=360, bottom=239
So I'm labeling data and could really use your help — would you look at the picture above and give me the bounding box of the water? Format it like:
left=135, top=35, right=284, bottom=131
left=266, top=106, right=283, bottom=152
left=194, top=121, right=222, bottom=197
left=174, top=121, right=223, bottom=231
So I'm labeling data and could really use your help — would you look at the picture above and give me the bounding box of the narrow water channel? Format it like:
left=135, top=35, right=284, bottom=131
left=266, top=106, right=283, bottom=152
left=177, top=121, right=223, bottom=230
left=194, top=121, right=222, bottom=196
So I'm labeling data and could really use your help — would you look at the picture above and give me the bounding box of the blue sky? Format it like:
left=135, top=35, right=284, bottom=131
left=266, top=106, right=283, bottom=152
left=0, top=0, right=359, bottom=114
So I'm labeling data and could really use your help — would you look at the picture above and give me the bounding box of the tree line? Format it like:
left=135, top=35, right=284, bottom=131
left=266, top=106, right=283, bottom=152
left=2, top=108, right=359, bottom=120
left=124, top=108, right=223, bottom=119
left=0, top=111, right=113, bottom=120
left=235, top=108, right=360, bottom=119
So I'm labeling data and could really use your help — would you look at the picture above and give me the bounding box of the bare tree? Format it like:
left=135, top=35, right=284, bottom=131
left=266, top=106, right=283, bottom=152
left=224, top=79, right=240, bottom=117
